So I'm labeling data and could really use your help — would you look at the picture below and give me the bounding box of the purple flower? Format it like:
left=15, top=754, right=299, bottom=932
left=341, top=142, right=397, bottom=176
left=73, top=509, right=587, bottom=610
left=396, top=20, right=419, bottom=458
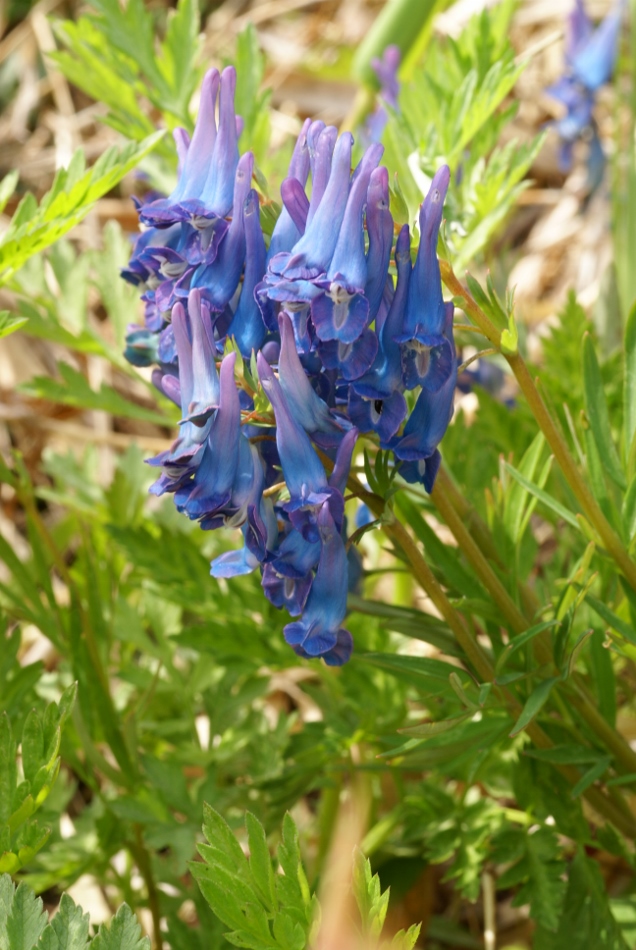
left=546, top=0, right=623, bottom=177
left=283, top=503, right=352, bottom=663
left=141, top=67, right=240, bottom=229
left=122, top=61, right=458, bottom=664
left=394, top=166, right=454, bottom=394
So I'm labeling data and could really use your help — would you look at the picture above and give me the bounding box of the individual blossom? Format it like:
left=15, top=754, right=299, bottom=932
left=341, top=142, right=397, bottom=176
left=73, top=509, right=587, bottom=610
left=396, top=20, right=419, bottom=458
left=362, top=45, right=401, bottom=145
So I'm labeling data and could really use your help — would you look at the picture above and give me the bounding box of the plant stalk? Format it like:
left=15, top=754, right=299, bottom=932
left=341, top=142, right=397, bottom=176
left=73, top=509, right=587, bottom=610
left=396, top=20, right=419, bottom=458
left=440, top=260, right=636, bottom=593
left=349, top=475, right=636, bottom=836
left=431, top=468, right=636, bottom=780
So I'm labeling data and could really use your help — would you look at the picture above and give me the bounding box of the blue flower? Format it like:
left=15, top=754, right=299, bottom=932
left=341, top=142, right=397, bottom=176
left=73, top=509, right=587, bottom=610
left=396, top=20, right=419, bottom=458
left=268, top=119, right=312, bottom=260
left=270, top=132, right=354, bottom=282
left=124, top=326, right=159, bottom=367
left=390, top=302, right=457, bottom=491
left=569, top=0, right=623, bottom=91
left=189, top=151, right=254, bottom=310
left=141, top=67, right=240, bottom=229
left=362, top=44, right=401, bottom=145
left=364, top=167, right=395, bottom=322
left=123, top=59, right=459, bottom=665
left=178, top=290, right=221, bottom=427
left=283, top=502, right=352, bottom=663
left=546, top=0, right=623, bottom=180
left=175, top=352, right=241, bottom=520
left=354, top=223, right=411, bottom=401
left=394, top=165, right=453, bottom=394
left=277, top=312, right=349, bottom=447
left=227, top=189, right=267, bottom=358
left=257, top=351, right=334, bottom=539
left=545, top=76, right=595, bottom=171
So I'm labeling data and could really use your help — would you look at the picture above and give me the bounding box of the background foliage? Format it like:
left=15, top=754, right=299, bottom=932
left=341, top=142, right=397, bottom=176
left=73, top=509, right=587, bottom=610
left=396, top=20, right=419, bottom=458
left=0, top=0, right=635, bottom=948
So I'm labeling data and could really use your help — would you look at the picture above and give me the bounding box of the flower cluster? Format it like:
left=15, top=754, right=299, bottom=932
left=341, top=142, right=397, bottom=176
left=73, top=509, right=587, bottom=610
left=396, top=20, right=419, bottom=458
left=546, top=0, right=622, bottom=183
left=122, top=65, right=456, bottom=665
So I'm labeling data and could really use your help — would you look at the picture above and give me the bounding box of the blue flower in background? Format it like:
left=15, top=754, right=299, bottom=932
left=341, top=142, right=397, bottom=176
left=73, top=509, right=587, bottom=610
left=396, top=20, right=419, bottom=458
left=123, top=65, right=458, bottom=665
left=546, top=0, right=622, bottom=181
left=363, top=44, right=401, bottom=145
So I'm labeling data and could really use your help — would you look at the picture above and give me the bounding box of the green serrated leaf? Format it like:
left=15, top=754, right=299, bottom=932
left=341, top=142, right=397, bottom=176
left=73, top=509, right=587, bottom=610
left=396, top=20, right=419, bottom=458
left=495, top=827, right=566, bottom=932
left=245, top=812, right=276, bottom=912
left=39, top=893, right=90, bottom=950
left=91, top=904, right=150, bottom=950
left=0, top=134, right=164, bottom=285
left=5, top=882, right=47, bottom=950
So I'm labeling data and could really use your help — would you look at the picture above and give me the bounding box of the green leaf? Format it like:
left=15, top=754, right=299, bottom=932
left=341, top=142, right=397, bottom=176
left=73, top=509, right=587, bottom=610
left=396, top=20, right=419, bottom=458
left=536, top=849, right=629, bottom=949
left=245, top=812, right=276, bottom=912
left=159, top=0, right=201, bottom=118
left=524, top=744, right=605, bottom=765
left=201, top=805, right=250, bottom=877
left=39, top=894, right=90, bottom=950
left=91, top=905, right=150, bottom=950
left=500, top=311, right=518, bottom=355
left=352, top=849, right=389, bottom=940
left=582, top=334, right=626, bottom=490
left=0, top=314, right=28, bottom=341
left=20, top=363, right=172, bottom=426
left=0, top=715, right=17, bottom=827
left=5, top=882, right=47, bottom=950
left=509, top=678, right=559, bottom=737
left=589, top=630, right=616, bottom=726
left=360, top=653, right=471, bottom=696
left=20, top=711, right=44, bottom=785
left=623, top=471, right=636, bottom=541
left=0, top=134, right=164, bottom=285
left=570, top=756, right=612, bottom=799
left=503, top=433, right=546, bottom=545
left=624, top=299, right=636, bottom=460
left=585, top=594, right=636, bottom=645
left=0, top=173, right=18, bottom=215
left=494, top=827, right=566, bottom=932
left=398, top=714, right=472, bottom=737
left=503, top=462, right=580, bottom=529
left=389, top=923, right=421, bottom=950
left=495, top=620, right=559, bottom=676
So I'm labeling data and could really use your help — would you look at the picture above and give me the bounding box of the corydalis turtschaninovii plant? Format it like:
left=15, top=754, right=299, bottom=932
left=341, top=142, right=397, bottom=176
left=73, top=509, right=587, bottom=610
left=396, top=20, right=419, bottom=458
left=122, top=65, right=456, bottom=665
left=546, top=0, right=623, bottom=186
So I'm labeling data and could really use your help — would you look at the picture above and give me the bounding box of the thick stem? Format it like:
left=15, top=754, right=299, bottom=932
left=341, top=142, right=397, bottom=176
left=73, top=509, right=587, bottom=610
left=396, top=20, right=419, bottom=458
left=440, top=261, right=636, bottom=593
left=432, top=469, right=636, bottom=779
left=428, top=484, right=528, bottom=633
left=348, top=475, right=636, bottom=836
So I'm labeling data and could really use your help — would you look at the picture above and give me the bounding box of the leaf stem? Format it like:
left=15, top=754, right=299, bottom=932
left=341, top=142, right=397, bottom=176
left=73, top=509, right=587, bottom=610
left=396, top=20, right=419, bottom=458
left=348, top=472, right=636, bottom=836
left=432, top=466, right=636, bottom=781
left=441, top=260, right=636, bottom=592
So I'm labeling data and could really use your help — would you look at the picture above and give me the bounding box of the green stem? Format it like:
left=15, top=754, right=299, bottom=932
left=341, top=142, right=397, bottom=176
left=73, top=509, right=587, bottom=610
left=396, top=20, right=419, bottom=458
left=440, top=261, right=636, bottom=594
left=349, top=475, right=636, bottom=836
left=130, top=825, right=163, bottom=950
left=431, top=467, right=636, bottom=781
